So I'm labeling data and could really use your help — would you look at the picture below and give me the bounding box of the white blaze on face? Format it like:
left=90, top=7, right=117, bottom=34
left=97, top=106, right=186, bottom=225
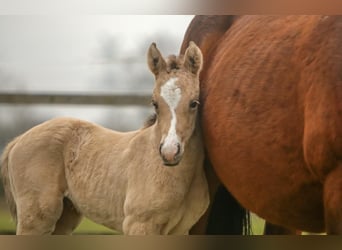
left=160, top=77, right=181, bottom=153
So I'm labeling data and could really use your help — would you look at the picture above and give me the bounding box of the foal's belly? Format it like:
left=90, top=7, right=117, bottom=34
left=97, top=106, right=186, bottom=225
left=65, top=170, right=127, bottom=232
left=67, top=189, right=126, bottom=232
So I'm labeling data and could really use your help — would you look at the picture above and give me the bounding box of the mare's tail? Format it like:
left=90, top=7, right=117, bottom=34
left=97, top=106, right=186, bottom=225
left=1, top=136, right=21, bottom=224
left=206, top=185, right=252, bottom=235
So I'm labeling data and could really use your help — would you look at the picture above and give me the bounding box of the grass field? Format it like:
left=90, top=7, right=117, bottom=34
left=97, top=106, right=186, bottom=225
left=0, top=209, right=15, bottom=234
left=0, top=207, right=265, bottom=235
left=0, top=208, right=118, bottom=235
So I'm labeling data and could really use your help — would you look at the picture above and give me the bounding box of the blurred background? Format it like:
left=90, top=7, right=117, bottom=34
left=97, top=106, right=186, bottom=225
left=0, top=15, right=194, bottom=133
left=0, top=15, right=266, bottom=235
left=0, top=15, right=195, bottom=234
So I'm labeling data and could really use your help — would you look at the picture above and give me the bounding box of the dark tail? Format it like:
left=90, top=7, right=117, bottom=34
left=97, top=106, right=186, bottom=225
left=1, top=137, right=20, bottom=224
left=206, top=185, right=251, bottom=235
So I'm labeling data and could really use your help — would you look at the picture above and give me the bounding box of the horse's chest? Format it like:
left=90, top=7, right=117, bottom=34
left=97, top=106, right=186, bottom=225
left=125, top=168, right=209, bottom=234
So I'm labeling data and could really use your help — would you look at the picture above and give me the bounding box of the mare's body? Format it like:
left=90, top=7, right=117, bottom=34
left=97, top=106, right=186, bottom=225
left=181, top=15, right=342, bottom=234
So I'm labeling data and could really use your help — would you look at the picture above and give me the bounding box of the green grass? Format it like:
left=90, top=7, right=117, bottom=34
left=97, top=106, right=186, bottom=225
left=74, top=218, right=119, bottom=235
left=0, top=209, right=16, bottom=233
left=0, top=208, right=119, bottom=235
left=0, top=208, right=265, bottom=235
left=251, top=213, right=266, bottom=235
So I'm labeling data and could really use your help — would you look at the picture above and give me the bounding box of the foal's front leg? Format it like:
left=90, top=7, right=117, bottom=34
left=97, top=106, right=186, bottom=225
left=122, top=215, right=163, bottom=235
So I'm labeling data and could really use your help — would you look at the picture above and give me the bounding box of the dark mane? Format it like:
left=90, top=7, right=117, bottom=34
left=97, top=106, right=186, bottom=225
left=166, top=55, right=184, bottom=73
left=143, top=113, right=157, bottom=128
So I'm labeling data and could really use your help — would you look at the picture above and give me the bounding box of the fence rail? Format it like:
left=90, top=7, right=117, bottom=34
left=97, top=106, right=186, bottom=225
left=0, top=92, right=152, bottom=106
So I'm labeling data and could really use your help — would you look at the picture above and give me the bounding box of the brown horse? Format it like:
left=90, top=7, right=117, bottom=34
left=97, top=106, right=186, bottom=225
left=0, top=42, right=209, bottom=235
left=181, top=15, right=342, bottom=234
left=182, top=15, right=297, bottom=235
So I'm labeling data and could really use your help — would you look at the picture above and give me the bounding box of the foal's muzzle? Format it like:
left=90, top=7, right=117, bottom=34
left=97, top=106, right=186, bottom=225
left=159, top=142, right=182, bottom=167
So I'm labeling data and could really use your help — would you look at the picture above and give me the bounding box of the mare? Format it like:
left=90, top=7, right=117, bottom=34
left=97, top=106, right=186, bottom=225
left=181, top=15, right=342, bottom=234
left=0, top=42, right=209, bottom=235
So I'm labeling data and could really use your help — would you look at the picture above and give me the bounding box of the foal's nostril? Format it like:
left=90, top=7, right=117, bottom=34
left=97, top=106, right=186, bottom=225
left=176, top=143, right=181, bottom=156
left=159, top=143, right=163, bottom=155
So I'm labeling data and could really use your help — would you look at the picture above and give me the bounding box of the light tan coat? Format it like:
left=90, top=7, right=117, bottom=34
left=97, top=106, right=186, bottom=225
left=1, top=42, right=209, bottom=235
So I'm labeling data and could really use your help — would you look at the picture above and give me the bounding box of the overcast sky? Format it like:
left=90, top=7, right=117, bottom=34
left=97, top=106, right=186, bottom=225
left=0, top=15, right=193, bottom=64
left=0, top=15, right=193, bottom=91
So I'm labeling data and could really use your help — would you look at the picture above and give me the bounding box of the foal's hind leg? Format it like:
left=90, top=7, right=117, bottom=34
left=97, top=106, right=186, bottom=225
left=323, top=164, right=342, bottom=234
left=52, top=198, right=83, bottom=235
left=16, top=191, right=64, bottom=235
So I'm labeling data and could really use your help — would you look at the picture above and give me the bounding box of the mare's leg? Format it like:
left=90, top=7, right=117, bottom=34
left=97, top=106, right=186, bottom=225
left=264, top=222, right=300, bottom=235
left=52, top=198, right=83, bottom=235
left=323, top=164, right=342, bottom=234
left=16, top=190, right=64, bottom=235
left=206, top=185, right=249, bottom=234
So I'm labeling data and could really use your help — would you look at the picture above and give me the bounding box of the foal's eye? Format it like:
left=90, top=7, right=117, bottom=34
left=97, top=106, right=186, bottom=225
left=190, top=100, right=200, bottom=109
left=151, top=100, right=158, bottom=110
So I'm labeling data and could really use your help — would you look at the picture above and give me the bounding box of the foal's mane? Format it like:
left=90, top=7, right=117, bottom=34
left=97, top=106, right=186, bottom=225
left=165, top=55, right=184, bottom=73
left=143, top=113, right=157, bottom=128
left=143, top=54, right=184, bottom=129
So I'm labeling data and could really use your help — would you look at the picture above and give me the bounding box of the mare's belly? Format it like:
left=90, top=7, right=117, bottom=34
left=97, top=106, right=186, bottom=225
left=199, top=14, right=330, bottom=233
left=208, top=144, right=325, bottom=232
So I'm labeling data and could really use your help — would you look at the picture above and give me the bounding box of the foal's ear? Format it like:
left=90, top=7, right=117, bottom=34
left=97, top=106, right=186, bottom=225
left=183, top=41, right=203, bottom=75
left=147, top=42, right=166, bottom=76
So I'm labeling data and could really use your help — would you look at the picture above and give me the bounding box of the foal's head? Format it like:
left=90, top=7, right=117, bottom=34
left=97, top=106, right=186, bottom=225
left=147, top=42, right=203, bottom=166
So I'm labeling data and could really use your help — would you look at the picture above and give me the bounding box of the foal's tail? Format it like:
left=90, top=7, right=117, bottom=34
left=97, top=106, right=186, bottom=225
left=1, top=136, right=20, bottom=224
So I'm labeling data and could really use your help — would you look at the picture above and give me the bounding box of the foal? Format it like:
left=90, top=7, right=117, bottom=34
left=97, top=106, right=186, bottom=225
left=1, top=42, right=209, bottom=235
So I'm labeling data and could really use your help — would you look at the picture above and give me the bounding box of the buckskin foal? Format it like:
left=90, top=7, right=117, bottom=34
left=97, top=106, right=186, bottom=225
left=1, top=42, right=209, bottom=235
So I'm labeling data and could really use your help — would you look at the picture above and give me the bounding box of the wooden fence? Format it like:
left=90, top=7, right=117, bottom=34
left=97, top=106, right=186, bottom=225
left=0, top=92, right=152, bottom=106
